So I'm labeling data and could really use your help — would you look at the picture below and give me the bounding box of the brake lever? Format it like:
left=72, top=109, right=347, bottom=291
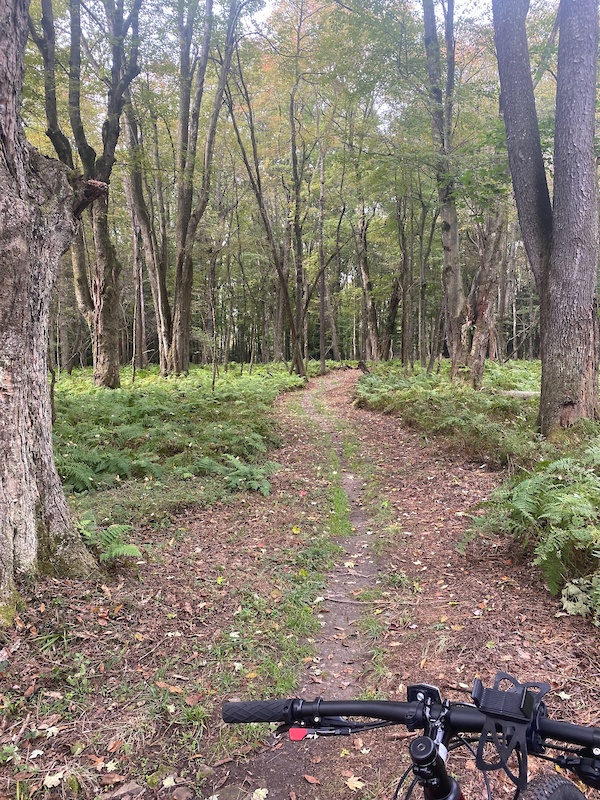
left=276, top=715, right=366, bottom=738
left=556, top=755, right=600, bottom=790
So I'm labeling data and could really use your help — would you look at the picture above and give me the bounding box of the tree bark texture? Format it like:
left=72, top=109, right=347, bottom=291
left=492, top=0, right=552, bottom=290
left=0, top=0, right=95, bottom=616
left=539, top=0, right=599, bottom=431
left=91, top=196, right=122, bottom=388
left=493, top=0, right=599, bottom=434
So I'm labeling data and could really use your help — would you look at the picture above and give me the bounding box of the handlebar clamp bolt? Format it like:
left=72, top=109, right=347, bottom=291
left=416, top=692, right=425, bottom=701
left=593, top=748, right=600, bottom=756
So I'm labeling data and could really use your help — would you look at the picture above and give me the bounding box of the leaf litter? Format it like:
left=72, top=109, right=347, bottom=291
left=1, top=370, right=599, bottom=799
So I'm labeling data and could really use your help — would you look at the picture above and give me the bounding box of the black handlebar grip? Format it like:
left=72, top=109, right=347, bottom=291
left=222, top=699, right=296, bottom=724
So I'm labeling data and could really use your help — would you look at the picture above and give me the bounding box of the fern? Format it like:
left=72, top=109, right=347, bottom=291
left=78, top=514, right=142, bottom=564
left=477, top=450, right=600, bottom=613
left=562, top=573, right=600, bottom=626
left=222, top=456, right=277, bottom=496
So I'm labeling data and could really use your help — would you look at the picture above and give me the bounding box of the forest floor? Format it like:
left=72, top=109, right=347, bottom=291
left=2, top=370, right=600, bottom=800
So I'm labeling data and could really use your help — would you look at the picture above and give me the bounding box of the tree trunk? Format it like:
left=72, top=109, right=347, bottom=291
left=318, top=144, right=327, bottom=375
left=226, top=63, right=306, bottom=377
left=91, top=197, right=122, bottom=388
left=169, top=0, right=240, bottom=374
left=538, top=0, right=599, bottom=432
left=493, top=0, right=599, bottom=434
left=356, top=206, right=379, bottom=361
left=467, top=204, right=506, bottom=389
left=325, top=280, right=341, bottom=362
left=70, top=225, right=94, bottom=331
left=422, top=0, right=466, bottom=378
left=126, top=104, right=171, bottom=373
left=0, top=0, right=95, bottom=620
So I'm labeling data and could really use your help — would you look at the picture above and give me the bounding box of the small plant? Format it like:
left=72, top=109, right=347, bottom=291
left=77, top=512, right=142, bottom=563
left=562, top=575, right=600, bottom=626
left=384, top=569, right=410, bottom=589
left=0, top=744, right=20, bottom=765
left=222, top=455, right=277, bottom=496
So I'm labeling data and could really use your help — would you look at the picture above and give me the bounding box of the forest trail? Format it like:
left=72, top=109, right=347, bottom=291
left=218, top=369, right=600, bottom=800
left=4, top=371, right=599, bottom=800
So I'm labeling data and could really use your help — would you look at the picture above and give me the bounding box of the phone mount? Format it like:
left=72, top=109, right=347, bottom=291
left=471, top=672, right=550, bottom=790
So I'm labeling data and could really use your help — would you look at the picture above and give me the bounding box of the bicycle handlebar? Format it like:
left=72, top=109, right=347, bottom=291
left=222, top=697, right=600, bottom=750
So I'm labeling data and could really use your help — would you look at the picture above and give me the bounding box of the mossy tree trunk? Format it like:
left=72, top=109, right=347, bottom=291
left=0, top=0, right=96, bottom=623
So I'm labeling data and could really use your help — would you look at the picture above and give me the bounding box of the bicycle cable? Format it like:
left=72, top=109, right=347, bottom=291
left=453, top=735, right=493, bottom=800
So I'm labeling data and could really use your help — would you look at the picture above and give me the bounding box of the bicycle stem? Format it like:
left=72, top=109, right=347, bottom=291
left=410, top=736, right=464, bottom=800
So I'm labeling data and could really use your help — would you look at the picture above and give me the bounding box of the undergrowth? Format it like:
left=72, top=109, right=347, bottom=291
left=53, top=364, right=304, bottom=525
left=354, top=360, right=600, bottom=625
left=353, top=361, right=543, bottom=468
left=475, top=446, right=600, bottom=625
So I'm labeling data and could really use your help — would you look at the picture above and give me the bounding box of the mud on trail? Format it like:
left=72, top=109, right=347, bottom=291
left=2, top=371, right=599, bottom=800
left=217, top=371, right=600, bottom=800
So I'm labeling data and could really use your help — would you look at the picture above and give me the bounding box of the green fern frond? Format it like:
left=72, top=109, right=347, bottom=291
left=99, top=544, right=143, bottom=562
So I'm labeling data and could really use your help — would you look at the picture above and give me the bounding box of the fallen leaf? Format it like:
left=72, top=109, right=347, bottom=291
left=184, top=693, right=202, bottom=706
left=101, top=780, right=143, bottom=799
left=162, top=775, right=176, bottom=788
left=107, top=739, right=123, bottom=753
left=101, top=774, right=126, bottom=786
left=353, top=738, right=364, bottom=750
left=14, top=772, right=33, bottom=781
left=303, top=775, right=320, bottom=785
left=39, top=713, right=61, bottom=729
left=173, top=788, right=194, bottom=800
left=251, top=789, right=269, bottom=800
left=346, top=776, right=366, bottom=791
left=155, top=681, right=183, bottom=694
left=24, top=683, right=36, bottom=698
left=43, top=771, right=64, bottom=789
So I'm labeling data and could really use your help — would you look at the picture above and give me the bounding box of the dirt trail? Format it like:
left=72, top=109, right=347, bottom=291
left=5, top=371, right=599, bottom=800
left=215, top=372, right=599, bottom=800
